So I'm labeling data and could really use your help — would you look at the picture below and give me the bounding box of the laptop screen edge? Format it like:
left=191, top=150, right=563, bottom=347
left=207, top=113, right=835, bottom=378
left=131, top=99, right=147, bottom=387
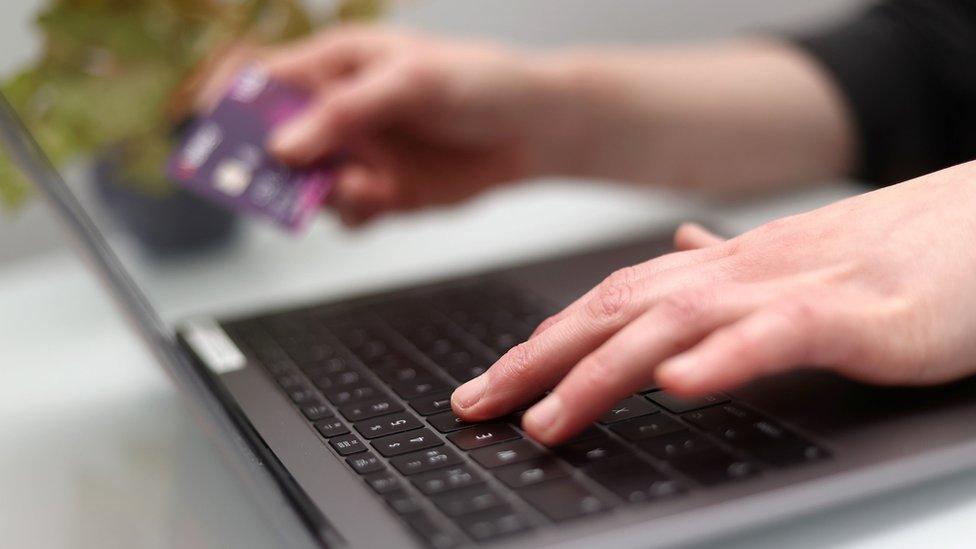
left=0, top=91, right=327, bottom=548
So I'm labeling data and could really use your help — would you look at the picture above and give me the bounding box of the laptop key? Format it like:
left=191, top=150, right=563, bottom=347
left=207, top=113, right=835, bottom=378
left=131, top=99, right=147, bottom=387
left=646, top=392, right=729, bottom=414
left=373, top=358, right=428, bottom=383
left=340, top=397, right=403, bottom=422
left=333, top=326, right=377, bottom=349
left=717, top=420, right=829, bottom=467
left=493, top=457, right=568, bottom=488
left=409, top=392, right=454, bottom=416
left=329, top=434, right=366, bottom=456
left=390, top=374, right=451, bottom=400
left=557, top=438, right=630, bottom=468
left=311, top=370, right=362, bottom=390
left=428, top=410, right=478, bottom=433
left=346, top=452, right=384, bottom=475
left=440, top=350, right=492, bottom=382
left=256, top=345, right=288, bottom=363
left=470, top=439, right=545, bottom=469
left=364, top=470, right=402, bottom=494
left=556, top=426, right=607, bottom=446
left=444, top=362, right=489, bottom=384
left=683, top=404, right=760, bottom=432
left=517, top=478, right=610, bottom=521
left=598, top=396, right=659, bottom=424
left=448, top=423, right=521, bottom=450
left=354, top=412, right=423, bottom=439
left=301, top=403, right=334, bottom=421
left=455, top=506, right=533, bottom=542
left=401, top=511, right=459, bottom=549
left=666, top=447, right=760, bottom=486
left=385, top=490, right=423, bottom=515
left=586, top=456, right=685, bottom=503
left=412, top=464, right=484, bottom=495
left=638, top=431, right=715, bottom=460
left=391, top=446, right=463, bottom=476
left=609, top=414, right=686, bottom=441
left=287, top=387, right=319, bottom=405
left=356, top=338, right=391, bottom=361
left=373, top=428, right=443, bottom=457
left=274, top=373, right=305, bottom=390
left=419, top=338, right=457, bottom=359
left=314, top=419, right=350, bottom=438
left=302, top=356, right=348, bottom=376
left=263, top=358, right=291, bottom=376
left=489, top=333, right=521, bottom=354
left=289, top=344, right=336, bottom=365
left=324, top=383, right=380, bottom=406
left=433, top=485, right=506, bottom=517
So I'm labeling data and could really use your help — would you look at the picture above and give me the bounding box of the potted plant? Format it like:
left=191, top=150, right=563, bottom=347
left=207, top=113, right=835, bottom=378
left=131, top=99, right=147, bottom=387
left=0, top=0, right=385, bottom=254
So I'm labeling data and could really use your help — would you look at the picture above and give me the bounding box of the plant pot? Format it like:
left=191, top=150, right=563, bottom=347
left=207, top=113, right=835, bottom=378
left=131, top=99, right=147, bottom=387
left=92, top=149, right=240, bottom=256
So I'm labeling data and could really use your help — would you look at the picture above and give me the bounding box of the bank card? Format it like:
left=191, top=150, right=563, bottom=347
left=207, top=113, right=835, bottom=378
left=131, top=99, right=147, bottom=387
left=167, top=67, right=333, bottom=231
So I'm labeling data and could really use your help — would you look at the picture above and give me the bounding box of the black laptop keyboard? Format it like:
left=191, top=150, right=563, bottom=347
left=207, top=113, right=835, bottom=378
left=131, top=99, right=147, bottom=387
left=222, top=280, right=829, bottom=547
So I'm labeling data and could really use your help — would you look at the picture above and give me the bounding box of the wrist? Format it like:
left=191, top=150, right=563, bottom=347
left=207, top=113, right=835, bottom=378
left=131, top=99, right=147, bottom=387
left=521, top=53, right=619, bottom=178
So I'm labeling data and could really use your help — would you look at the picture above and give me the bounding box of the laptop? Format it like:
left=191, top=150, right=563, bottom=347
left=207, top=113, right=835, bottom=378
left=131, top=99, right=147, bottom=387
left=6, top=91, right=976, bottom=549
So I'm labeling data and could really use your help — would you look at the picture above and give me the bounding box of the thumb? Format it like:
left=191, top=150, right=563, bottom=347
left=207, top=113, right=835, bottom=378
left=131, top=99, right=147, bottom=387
left=673, top=222, right=725, bottom=251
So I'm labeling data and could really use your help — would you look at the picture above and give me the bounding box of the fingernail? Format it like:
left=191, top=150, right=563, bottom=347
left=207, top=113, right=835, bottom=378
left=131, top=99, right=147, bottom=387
left=452, top=376, right=487, bottom=410
left=524, top=394, right=563, bottom=435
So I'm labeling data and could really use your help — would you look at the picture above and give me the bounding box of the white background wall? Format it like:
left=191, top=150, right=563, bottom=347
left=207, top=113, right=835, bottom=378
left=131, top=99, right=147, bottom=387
left=0, top=0, right=864, bottom=265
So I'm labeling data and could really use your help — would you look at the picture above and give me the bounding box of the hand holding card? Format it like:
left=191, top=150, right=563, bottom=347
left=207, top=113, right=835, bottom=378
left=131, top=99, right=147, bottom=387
left=167, top=67, right=334, bottom=232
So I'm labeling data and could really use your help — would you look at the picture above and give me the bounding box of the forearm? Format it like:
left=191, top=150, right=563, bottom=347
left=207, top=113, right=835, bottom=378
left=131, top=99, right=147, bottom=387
left=531, top=41, right=856, bottom=193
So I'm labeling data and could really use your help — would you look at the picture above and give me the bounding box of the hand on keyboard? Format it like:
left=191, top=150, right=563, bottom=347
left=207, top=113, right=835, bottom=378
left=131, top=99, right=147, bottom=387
left=453, top=166, right=976, bottom=445
left=227, top=273, right=831, bottom=545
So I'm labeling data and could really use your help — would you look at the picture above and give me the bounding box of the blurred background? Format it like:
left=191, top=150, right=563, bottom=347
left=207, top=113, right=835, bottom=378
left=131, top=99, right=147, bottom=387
left=0, top=0, right=865, bottom=266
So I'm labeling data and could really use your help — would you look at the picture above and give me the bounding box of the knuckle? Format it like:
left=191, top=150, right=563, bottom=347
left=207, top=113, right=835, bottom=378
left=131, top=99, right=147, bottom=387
left=605, top=265, right=640, bottom=287
left=658, top=290, right=707, bottom=324
left=722, top=327, right=763, bottom=367
left=586, top=281, right=634, bottom=324
left=775, top=298, right=821, bottom=333
left=718, top=238, right=742, bottom=258
left=578, top=351, right=621, bottom=392
left=492, top=342, right=535, bottom=384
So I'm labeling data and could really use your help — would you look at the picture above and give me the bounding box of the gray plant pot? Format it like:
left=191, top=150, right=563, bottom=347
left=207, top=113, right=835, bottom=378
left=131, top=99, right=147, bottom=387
left=92, top=148, right=239, bottom=256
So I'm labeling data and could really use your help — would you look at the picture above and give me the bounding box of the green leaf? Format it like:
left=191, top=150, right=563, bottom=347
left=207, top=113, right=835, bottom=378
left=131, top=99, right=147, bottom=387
left=0, top=0, right=385, bottom=213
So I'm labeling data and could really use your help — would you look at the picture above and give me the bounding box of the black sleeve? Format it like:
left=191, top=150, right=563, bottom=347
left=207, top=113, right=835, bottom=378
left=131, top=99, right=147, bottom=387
left=794, top=0, right=976, bottom=186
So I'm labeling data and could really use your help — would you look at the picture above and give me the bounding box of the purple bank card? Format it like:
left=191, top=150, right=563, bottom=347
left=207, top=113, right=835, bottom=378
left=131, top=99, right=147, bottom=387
left=167, top=67, right=334, bottom=232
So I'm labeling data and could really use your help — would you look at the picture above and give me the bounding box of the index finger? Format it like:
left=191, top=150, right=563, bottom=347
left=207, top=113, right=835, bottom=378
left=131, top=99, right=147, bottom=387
left=530, top=243, right=731, bottom=339
left=264, top=26, right=399, bottom=88
left=451, top=248, right=729, bottom=421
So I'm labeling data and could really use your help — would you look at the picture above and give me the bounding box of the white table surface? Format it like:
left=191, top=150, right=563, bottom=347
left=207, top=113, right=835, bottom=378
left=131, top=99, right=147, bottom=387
left=5, top=180, right=976, bottom=549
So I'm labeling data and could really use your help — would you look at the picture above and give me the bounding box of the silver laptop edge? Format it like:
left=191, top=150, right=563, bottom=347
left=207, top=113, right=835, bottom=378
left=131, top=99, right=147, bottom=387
left=0, top=93, right=327, bottom=549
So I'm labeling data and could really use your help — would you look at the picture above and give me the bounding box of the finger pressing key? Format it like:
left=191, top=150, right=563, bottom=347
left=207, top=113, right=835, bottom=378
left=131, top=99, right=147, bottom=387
left=521, top=285, right=763, bottom=445
left=451, top=262, right=723, bottom=422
